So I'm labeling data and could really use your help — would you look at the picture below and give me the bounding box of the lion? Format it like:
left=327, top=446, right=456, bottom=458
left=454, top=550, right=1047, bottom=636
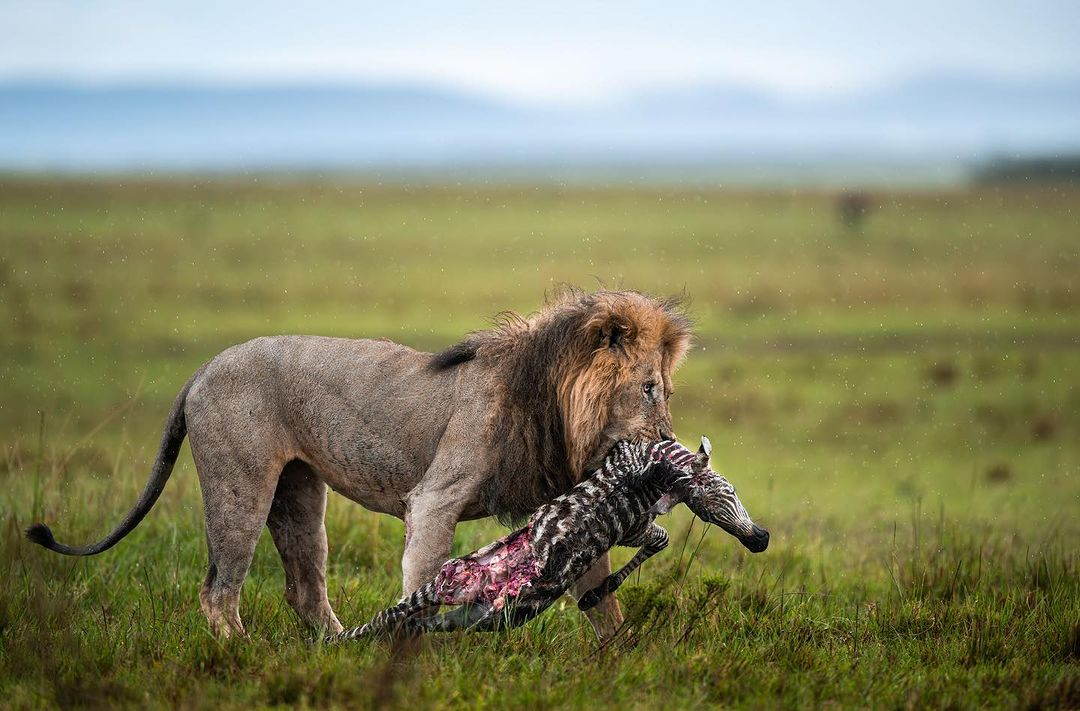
left=27, top=288, right=693, bottom=640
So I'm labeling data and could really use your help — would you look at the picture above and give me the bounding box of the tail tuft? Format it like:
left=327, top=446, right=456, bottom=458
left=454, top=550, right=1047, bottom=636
left=26, top=523, right=57, bottom=548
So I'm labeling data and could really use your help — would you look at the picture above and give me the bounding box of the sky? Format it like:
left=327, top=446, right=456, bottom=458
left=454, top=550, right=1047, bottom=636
left=1, top=1, right=1078, bottom=104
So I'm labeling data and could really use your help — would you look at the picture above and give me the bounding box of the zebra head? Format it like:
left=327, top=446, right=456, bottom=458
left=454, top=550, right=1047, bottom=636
left=677, top=436, right=770, bottom=553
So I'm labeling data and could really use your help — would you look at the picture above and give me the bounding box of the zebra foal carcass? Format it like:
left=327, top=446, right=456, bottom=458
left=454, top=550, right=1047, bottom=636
left=329, top=436, right=768, bottom=640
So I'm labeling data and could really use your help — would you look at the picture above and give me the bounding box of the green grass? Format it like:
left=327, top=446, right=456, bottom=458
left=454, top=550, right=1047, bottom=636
left=1, top=177, right=1078, bottom=709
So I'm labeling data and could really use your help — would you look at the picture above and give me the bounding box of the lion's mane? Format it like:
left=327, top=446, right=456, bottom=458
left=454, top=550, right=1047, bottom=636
left=432, top=288, right=693, bottom=522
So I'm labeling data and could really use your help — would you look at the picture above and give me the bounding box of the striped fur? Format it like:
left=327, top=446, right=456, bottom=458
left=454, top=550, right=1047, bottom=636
left=329, top=438, right=767, bottom=642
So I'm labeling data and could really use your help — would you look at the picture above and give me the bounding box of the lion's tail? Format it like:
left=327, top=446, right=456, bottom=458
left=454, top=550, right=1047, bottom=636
left=25, top=369, right=201, bottom=556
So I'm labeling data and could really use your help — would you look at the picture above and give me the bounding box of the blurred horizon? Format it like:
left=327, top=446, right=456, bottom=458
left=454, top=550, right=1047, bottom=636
left=2, top=1, right=1079, bottom=183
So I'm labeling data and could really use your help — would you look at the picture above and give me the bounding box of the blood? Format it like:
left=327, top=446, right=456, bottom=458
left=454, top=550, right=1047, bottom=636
left=434, top=524, right=541, bottom=610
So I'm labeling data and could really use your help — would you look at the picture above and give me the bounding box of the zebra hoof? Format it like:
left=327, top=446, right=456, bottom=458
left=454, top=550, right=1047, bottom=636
left=578, top=589, right=603, bottom=611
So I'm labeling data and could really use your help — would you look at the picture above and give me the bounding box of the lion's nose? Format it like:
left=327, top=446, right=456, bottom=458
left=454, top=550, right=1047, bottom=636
left=659, top=428, right=675, bottom=441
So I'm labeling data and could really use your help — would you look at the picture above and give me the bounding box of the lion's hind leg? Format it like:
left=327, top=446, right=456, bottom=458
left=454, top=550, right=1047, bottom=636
left=266, top=460, right=343, bottom=634
left=188, top=411, right=285, bottom=638
left=199, top=532, right=218, bottom=623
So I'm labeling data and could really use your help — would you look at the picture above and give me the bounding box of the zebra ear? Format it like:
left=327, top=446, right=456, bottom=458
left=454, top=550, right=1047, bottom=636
left=693, top=436, right=712, bottom=472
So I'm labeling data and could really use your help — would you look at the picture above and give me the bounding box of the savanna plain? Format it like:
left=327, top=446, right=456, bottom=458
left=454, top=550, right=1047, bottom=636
left=0, top=177, right=1077, bottom=709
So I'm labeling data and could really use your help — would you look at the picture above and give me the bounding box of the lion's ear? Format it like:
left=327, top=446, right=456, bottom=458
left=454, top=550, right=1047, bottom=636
left=597, top=317, right=632, bottom=354
left=603, top=323, right=624, bottom=351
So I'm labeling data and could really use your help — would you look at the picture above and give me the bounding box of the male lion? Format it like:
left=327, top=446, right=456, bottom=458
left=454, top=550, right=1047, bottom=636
left=27, top=289, right=692, bottom=640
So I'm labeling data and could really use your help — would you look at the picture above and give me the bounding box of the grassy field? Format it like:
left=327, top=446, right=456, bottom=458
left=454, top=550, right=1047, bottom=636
left=0, top=177, right=1078, bottom=709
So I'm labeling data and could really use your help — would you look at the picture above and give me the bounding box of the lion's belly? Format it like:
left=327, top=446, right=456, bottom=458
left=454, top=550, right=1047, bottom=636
left=303, top=450, right=419, bottom=517
left=289, top=393, right=447, bottom=517
left=300, top=444, right=488, bottom=521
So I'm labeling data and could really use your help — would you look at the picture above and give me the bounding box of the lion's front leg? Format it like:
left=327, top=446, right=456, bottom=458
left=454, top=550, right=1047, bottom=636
left=401, top=494, right=461, bottom=593
left=570, top=552, right=624, bottom=640
left=400, top=439, right=486, bottom=593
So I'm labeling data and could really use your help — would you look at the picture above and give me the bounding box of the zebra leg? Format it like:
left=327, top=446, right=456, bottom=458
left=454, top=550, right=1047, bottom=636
left=471, top=598, right=553, bottom=632
left=578, top=523, right=669, bottom=611
left=327, top=580, right=442, bottom=643
left=570, top=554, right=624, bottom=639
left=402, top=602, right=494, bottom=634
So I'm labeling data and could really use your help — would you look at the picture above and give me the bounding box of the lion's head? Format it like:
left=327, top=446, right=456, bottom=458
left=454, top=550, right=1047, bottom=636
left=432, top=288, right=693, bottom=522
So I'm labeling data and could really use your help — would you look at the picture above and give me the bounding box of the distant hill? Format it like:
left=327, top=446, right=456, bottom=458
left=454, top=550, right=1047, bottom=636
left=974, top=156, right=1080, bottom=183
left=1, top=73, right=1078, bottom=182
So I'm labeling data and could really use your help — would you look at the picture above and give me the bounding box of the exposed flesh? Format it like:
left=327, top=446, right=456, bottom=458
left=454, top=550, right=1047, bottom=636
left=434, top=524, right=541, bottom=610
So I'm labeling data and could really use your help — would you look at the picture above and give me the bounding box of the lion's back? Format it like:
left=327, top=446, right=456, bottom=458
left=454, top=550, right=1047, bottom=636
left=184, top=334, right=444, bottom=436
left=182, top=334, right=467, bottom=492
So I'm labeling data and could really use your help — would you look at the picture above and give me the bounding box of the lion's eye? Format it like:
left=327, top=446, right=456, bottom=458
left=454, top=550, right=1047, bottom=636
left=642, top=381, right=657, bottom=401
